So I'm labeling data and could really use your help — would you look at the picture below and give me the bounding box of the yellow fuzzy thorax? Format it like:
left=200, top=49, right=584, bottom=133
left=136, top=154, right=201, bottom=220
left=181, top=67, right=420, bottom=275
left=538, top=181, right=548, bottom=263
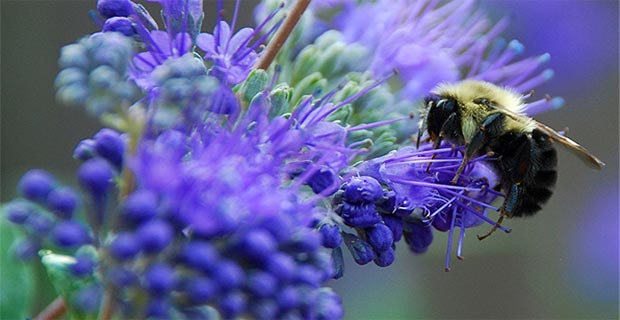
left=431, top=80, right=536, bottom=142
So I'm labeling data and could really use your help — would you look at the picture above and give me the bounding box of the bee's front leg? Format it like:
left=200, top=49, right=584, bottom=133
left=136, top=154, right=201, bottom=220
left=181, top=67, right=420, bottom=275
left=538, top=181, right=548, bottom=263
left=450, top=113, right=504, bottom=184
left=426, top=112, right=459, bottom=173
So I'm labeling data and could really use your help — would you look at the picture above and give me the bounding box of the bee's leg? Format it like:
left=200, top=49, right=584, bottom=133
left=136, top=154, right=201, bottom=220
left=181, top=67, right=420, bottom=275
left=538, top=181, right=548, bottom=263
left=427, top=113, right=459, bottom=173
left=476, top=214, right=507, bottom=241
left=478, top=135, right=531, bottom=240
left=477, top=183, right=520, bottom=240
left=450, top=113, right=504, bottom=184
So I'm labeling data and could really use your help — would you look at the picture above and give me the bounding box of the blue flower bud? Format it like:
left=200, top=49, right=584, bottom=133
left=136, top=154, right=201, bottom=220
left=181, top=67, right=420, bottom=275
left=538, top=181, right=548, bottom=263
left=288, top=229, right=322, bottom=253
left=294, top=265, right=322, bottom=287
left=51, top=221, right=91, bottom=248
left=73, top=139, right=97, bottom=161
left=123, top=190, right=157, bottom=225
left=235, top=229, right=277, bottom=264
left=136, top=219, right=173, bottom=254
left=94, top=128, right=125, bottom=170
left=343, top=176, right=382, bottom=204
left=73, top=285, right=102, bottom=313
left=265, top=253, right=296, bottom=282
left=431, top=210, right=452, bottom=232
left=276, top=286, right=301, bottom=311
left=145, top=297, right=171, bottom=319
left=404, top=222, right=434, bottom=254
left=145, top=263, right=176, bottom=295
left=218, top=291, right=247, bottom=319
left=184, top=277, right=216, bottom=303
left=18, top=170, right=57, bottom=202
left=342, top=232, right=374, bottom=265
left=106, top=266, right=136, bottom=288
left=4, top=200, right=32, bottom=224
left=247, top=272, right=277, bottom=298
left=102, top=17, right=135, bottom=36
left=178, top=241, right=219, bottom=273
left=97, top=0, right=133, bottom=18
left=365, top=223, right=393, bottom=252
left=307, top=167, right=337, bottom=195
left=26, top=214, right=54, bottom=234
left=213, top=260, right=244, bottom=291
left=373, top=247, right=395, bottom=267
left=78, top=158, right=114, bottom=199
left=250, top=300, right=278, bottom=319
left=258, top=215, right=292, bottom=243
left=382, top=215, right=403, bottom=242
left=71, top=255, right=96, bottom=277
left=12, top=238, right=40, bottom=261
left=318, top=224, right=342, bottom=248
left=376, top=190, right=413, bottom=217
left=314, top=288, right=344, bottom=320
left=109, top=232, right=139, bottom=260
left=339, top=202, right=381, bottom=228
left=47, top=187, right=79, bottom=219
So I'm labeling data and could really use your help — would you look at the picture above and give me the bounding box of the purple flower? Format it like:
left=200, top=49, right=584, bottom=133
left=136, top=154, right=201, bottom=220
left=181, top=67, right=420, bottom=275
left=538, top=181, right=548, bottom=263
left=196, top=1, right=283, bottom=85
left=319, top=0, right=555, bottom=100
left=197, top=21, right=259, bottom=85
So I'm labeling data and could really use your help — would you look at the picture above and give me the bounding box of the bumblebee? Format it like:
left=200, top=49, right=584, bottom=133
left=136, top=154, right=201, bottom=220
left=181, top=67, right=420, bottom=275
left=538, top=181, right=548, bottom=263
left=419, top=80, right=605, bottom=239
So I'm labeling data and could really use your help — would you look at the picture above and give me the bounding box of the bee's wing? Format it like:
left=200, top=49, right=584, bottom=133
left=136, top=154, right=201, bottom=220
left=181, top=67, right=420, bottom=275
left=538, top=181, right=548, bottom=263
left=533, top=121, right=605, bottom=169
left=486, top=102, right=605, bottom=170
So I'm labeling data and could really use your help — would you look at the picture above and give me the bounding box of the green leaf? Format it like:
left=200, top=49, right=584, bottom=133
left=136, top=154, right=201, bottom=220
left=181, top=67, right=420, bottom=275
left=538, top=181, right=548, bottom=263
left=0, top=220, right=34, bottom=319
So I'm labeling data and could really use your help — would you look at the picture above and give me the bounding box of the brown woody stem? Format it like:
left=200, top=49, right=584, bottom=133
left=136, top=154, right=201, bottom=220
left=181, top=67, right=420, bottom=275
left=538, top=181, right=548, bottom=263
left=255, top=0, right=312, bottom=70
left=34, top=297, right=66, bottom=320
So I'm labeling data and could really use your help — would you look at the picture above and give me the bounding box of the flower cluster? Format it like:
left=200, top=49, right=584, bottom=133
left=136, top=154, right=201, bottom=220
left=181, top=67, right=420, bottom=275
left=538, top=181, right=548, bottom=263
left=3, top=0, right=564, bottom=319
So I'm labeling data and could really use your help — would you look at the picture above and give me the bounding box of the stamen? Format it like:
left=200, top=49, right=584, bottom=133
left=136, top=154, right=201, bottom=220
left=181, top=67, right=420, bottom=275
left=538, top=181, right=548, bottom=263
left=428, top=193, right=460, bottom=219
left=444, top=205, right=458, bottom=272
left=227, top=0, right=242, bottom=52
left=215, top=0, right=223, bottom=53
left=298, top=80, right=349, bottom=126
left=524, top=96, right=564, bottom=115
left=515, top=69, right=554, bottom=92
left=347, top=116, right=412, bottom=132
left=456, top=214, right=466, bottom=260
left=455, top=202, right=512, bottom=233
left=310, top=70, right=396, bottom=123
left=443, top=189, right=499, bottom=211
left=384, top=177, right=485, bottom=193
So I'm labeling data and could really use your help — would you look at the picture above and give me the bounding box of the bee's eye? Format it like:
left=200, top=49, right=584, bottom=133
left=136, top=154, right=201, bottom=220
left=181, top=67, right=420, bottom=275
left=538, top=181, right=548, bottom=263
left=436, top=98, right=457, bottom=112
left=474, top=98, right=490, bottom=106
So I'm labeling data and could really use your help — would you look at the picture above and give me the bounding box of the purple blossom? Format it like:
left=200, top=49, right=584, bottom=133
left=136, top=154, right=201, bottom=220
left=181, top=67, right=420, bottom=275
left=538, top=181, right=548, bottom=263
left=319, top=0, right=555, bottom=100
left=197, top=21, right=259, bottom=85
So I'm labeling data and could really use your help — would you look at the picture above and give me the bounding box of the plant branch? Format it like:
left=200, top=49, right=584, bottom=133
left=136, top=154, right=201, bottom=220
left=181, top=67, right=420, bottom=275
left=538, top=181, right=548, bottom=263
left=255, top=0, right=312, bottom=70
left=34, top=297, right=66, bottom=320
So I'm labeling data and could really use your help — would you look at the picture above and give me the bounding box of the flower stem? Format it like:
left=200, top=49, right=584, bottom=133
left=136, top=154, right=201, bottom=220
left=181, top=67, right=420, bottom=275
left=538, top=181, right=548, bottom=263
left=33, top=297, right=65, bottom=320
left=255, top=0, right=311, bottom=70
left=99, top=288, right=116, bottom=320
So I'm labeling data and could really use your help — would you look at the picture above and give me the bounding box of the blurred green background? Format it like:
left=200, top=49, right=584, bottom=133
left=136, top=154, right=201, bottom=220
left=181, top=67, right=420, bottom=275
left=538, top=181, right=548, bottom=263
left=1, top=1, right=618, bottom=319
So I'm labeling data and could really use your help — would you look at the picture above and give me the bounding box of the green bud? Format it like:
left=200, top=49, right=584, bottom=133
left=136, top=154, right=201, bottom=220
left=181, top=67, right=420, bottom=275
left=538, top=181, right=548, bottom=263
left=292, top=72, right=327, bottom=105
left=238, top=69, right=270, bottom=105
left=269, top=84, right=292, bottom=118
left=292, top=45, right=320, bottom=85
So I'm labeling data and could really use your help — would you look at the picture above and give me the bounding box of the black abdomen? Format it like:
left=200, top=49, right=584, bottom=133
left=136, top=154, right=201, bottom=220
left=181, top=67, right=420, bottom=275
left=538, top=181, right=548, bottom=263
left=489, top=129, right=558, bottom=217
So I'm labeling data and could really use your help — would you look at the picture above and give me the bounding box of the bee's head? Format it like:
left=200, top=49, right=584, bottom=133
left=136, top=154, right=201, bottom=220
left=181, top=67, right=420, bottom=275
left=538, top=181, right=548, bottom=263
left=424, top=94, right=458, bottom=140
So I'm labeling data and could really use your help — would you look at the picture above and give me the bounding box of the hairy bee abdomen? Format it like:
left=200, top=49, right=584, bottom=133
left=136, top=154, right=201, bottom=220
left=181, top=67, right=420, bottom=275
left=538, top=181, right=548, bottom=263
left=493, top=129, right=558, bottom=217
